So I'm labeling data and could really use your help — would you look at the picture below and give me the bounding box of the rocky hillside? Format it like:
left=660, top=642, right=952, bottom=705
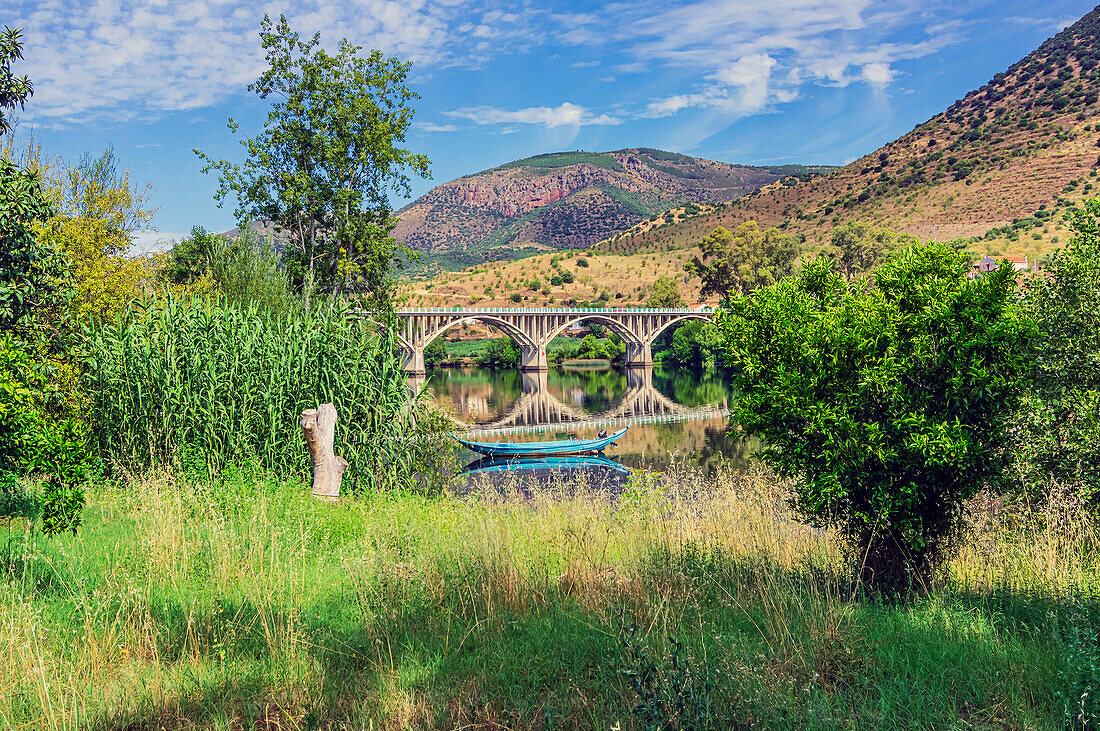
left=392, top=149, right=831, bottom=272
left=596, top=7, right=1100, bottom=260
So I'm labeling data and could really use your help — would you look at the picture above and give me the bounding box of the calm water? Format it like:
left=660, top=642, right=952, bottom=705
left=417, top=365, right=760, bottom=486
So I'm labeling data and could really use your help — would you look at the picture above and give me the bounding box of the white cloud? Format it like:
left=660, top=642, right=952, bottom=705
left=129, top=230, right=184, bottom=256
left=861, top=62, right=894, bottom=86
left=445, top=102, right=620, bottom=128
left=414, top=121, right=461, bottom=132
left=10, top=0, right=542, bottom=122
left=567, top=0, right=958, bottom=125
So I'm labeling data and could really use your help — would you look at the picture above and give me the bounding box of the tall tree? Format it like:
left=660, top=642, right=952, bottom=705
left=195, top=14, right=430, bottom=311
left=36, top=148, right=153, bottom=324
left=0, top=26, right=32, bottom=135
left=686, top=222, right=800, bottom=301
left=0, top=26, right=64, bottom=334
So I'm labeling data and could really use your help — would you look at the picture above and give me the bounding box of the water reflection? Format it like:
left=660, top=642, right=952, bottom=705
left=420, top=365, right=761, bottom=477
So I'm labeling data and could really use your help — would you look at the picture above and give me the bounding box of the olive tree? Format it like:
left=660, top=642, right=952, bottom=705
left=717, top=243, right=1032, bottom=590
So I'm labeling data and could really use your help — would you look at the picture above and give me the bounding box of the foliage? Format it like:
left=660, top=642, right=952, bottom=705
left=36, top=147, right=152, bottom=325
left=659, top=320, right=723, bottom=369
left=0, top=26, right=32, bottom=135
left=0, top=334, right=88, bottom=533
left=475, top=337, right=520, bottom=369
left=164, top=226, right=295, bottom=314
left=1016, top=198, right=1100, bottom=501
left=686, top=222, right=801, bottom=301
left=86, top=298, right=442, bottom=492
left=423, top=337, right=447, bottom=368
left=826, top=221, right=915, bottom=280
left=195, top=14, right=429, bottom=310
left=0, top=332, right=47, bottom=474
left=646, top=275, right=684, bottom=308
left=717, top=244, right=1033, bottom=589
left=0, top=158, right=64, bottom=333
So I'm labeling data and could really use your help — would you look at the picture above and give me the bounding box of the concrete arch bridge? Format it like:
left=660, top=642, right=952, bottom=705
left=397, top=306, right=715, bottom=375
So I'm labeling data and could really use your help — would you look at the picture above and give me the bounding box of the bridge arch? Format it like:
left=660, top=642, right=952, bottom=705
left=416, top=315, right=537, bottom=353
left=544, top=314, right=645, bottom=346
left=645, top=313, right=714, bottom=342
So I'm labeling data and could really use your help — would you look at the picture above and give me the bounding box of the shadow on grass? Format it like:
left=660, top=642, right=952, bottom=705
left=74, top=544, right=1099, bottom=729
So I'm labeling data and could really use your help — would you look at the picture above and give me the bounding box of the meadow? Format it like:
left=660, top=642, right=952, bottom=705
left=2, top=464, right=1096, bottom=729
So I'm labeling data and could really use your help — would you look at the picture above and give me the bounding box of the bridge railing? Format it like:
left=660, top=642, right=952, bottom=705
left=396, top=306, right=716, bottom=315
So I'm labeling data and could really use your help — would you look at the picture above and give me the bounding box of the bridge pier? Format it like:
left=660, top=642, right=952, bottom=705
left=520, top=344, right=549, bottom=372
left=625, top=340, right=653, bottom=368
left=403, top=346, right=426, bottom=376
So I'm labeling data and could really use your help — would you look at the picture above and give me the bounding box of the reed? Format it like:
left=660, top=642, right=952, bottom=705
left=84, top=297, right=436, bottom=490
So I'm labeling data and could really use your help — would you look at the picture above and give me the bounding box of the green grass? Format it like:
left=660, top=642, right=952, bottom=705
left=499, top=151, right=625, bottom=173
left=2, top=466, right=1097, bottom=728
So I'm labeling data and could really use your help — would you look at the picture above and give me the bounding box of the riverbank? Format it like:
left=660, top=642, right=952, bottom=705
left=3, top=466, right=1095, bottom=728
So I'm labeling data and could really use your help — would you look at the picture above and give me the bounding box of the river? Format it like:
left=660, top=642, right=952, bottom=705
left=417, top=364, right=760, bottom=486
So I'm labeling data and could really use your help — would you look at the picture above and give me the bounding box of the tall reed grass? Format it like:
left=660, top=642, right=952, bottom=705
left=84, top=297, right=437, bottom=489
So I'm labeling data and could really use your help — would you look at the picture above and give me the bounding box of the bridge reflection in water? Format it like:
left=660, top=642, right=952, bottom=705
left=410, top=366, right=729, bottom=439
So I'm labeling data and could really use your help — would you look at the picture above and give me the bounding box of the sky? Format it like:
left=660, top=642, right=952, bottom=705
left=4, top=0, right=1097, bottom=251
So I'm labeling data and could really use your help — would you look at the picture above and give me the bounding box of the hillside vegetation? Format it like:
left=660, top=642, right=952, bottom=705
left=593, top=7, right=1100, bottom=262
left=392, top=148, right=832, bottom=273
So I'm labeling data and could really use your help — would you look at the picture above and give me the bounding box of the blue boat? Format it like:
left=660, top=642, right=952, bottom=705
left=454, top=426, right=629, bottom=457
left=463, top=454, right=631, bottom=476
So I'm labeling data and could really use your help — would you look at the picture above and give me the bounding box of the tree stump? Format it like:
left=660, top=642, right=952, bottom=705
left=300, top=403, right=348, bottom=500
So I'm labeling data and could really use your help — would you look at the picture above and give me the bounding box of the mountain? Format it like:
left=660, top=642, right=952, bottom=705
left=391, top=149, right=832, bottom=272
left=595, top=7, right=1100, bottom=260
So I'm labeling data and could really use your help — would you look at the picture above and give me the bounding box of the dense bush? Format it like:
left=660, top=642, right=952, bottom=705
left=86, top=298, right=442, bottom=492
left=718, top=244, right=1033, bottom=590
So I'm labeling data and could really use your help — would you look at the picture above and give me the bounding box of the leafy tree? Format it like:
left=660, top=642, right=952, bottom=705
left=36, top=148, right=152, bottom=324
left=0, top=26, right=32, bottom=135
left=424, top=337, right=447, bottom=368
left=686, top=223, right=800, bottom=300
left=195, top=14, right=430, bottom=311
left=0, top=157, right=63, bottom=333
left=1016, top=198, right=1100, bottom=501
left=717, top=244, right=1032, bottom=590
left=665, top=320, right=723, bottom=368
left=826, top=221, right=915, bottom=280
left=646, top=275, right=684, bottom=308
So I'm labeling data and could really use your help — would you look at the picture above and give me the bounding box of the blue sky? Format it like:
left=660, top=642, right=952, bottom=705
left=4, top=0, right=1096, bottom=250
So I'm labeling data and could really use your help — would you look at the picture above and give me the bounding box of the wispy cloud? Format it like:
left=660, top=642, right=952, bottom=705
left=445, top=102, right=620, bottom=128
left=9, top=0, right=542, bottom=123
left=414, top=121, right=462, bottom=133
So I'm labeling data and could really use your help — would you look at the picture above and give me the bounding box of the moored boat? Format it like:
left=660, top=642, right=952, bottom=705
left=453, top=426, right=628, bottom=457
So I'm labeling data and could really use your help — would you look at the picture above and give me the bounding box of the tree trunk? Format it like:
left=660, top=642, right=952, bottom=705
left=300, top=403, right=347, bottom=500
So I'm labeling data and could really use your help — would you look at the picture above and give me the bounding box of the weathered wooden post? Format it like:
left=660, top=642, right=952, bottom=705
left=300, top=403, right=347, bottom=500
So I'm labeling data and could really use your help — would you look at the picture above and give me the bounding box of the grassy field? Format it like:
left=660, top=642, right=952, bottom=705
left=2, top=465, right=1097, bottom=729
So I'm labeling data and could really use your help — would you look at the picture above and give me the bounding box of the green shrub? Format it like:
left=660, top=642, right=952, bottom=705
left=717, top=244, right=1033, bottom=590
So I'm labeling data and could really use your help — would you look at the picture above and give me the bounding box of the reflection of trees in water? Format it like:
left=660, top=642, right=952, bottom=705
left=547, top=368, right=627, bottom=414
left=652, top=367, right=732, bottom=408
left=427, top=368, right=524, bottom=423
